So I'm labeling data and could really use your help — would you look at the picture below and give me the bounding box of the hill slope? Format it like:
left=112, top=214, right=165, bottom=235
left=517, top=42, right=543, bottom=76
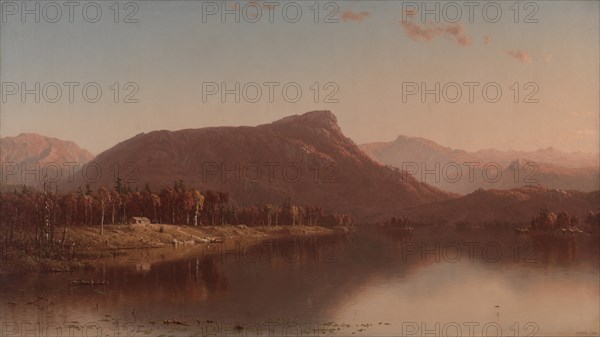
left=70, top=111, right=454, bottom=220
left=398, top=185, right=599, bottom=225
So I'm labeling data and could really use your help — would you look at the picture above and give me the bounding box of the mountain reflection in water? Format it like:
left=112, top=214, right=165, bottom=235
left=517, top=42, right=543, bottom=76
left=1, top=226, right=598, bottom=337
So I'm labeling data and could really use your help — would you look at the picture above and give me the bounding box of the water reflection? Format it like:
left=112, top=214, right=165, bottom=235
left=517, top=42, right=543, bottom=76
left=1, top=227, right=598, bottom=336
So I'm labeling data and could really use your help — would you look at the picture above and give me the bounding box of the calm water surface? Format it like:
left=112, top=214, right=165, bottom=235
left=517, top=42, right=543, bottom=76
left=1, top=227, right=598, bottom=337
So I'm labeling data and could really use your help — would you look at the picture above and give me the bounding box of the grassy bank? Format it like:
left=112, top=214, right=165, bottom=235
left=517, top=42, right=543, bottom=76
left=0, top=224, right=337, bottom=274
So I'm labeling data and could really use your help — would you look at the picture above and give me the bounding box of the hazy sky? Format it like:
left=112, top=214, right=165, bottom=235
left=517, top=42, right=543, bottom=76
left=1, top=0, right=598, bottom=155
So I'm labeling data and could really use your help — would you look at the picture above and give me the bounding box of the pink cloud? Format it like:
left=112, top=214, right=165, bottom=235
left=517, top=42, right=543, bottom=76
left=404, top=9, right=418, bottom=18
left=341, top=10, right=370, bottom=23
left=483, top=35, right=492, bottom=45
left=569, top=129, right=598, bottom=139
left=400, top=19, right=472, bottom=47
left=570, top=111, right=593, bottom=117
left=507, top=50, right=533, bottom=64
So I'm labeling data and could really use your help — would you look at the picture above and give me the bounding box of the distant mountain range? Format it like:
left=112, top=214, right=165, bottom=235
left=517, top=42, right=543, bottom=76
left=2, top=112, right=598, bottom=223
left=0, top=133, right=93, bottom=188
left=361, top=135, right=599, bottom=194
left=398, top=185, right=599, bottom=225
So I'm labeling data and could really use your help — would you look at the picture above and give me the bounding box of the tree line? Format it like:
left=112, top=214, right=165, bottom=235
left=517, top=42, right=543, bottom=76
left=528, top=208, right=600, bottom=233
left=0, top=179, right=353, bottom=245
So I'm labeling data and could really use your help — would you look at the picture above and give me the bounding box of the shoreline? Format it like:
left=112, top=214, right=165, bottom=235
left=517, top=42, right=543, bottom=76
left=0, top=224, right=340, bottom=274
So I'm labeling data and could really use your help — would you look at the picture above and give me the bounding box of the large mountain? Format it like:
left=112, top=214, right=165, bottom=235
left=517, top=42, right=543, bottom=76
left=361, top=136, right=599, bottom=194
left=69, top=111, right=454, bottom=220
left=0, top=133, right=94, bottom=188
left=398, top=185, right=599, bottom=225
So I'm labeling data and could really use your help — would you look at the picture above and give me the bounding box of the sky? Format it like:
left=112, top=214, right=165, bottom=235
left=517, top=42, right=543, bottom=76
left=1, top=0, right=599, bottom=155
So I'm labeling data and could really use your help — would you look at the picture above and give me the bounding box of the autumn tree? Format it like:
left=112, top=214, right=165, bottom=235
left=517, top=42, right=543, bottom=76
left=192, top=190, right=204, bottom=226
left=110, top=189, right=120, bottom=225
left=114, top=178, right=130, bottom=224
left=151, top=193, right=161, bottom=223
left=585, top=211, right=600, bottom=232
left=96, top=187, right=110, bottom=235
left=160, top=186, right=178, bottom=224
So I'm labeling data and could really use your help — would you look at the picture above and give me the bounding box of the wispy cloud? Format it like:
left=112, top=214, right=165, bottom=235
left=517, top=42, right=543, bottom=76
left=400, top=15, right=472, bottom=47
left=483, top=35, right=492, bottom=45
left=571, top=111, right=593, bottom=117
left=341, top=10, right=370, bottom=23
left=571, top=129, right=598, bottom=139
left=507, top=50, right=533, bottom=64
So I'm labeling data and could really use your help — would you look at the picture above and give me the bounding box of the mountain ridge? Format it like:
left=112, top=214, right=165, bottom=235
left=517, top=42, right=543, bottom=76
left=398, top=184, right=599, bottom=225
left=69, top=110, right=455, bottom=221
left=361, top=135, right=599, bottom=193
left=0, top=133, right=94, bottom=187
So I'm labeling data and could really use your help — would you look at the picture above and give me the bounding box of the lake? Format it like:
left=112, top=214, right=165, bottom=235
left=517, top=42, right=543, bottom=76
left=1, top=226, right=598, bottom=337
